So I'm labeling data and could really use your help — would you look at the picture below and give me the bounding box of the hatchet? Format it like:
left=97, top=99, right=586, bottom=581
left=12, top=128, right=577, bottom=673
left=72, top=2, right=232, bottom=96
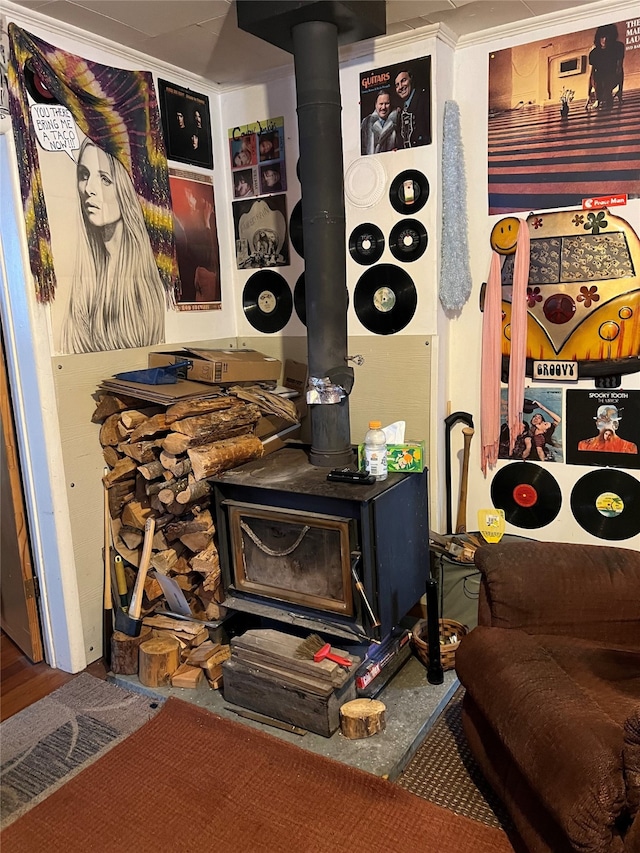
left=115, top=516, right=155, bottom=637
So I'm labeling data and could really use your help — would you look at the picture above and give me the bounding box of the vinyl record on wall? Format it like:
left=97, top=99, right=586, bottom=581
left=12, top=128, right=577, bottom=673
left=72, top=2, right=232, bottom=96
left=24, top=61, right=59, bottom=104
left=491, top=462, right=562, bottom=529
left=389, top=170, right=429, bottom=215
left=294, top=273, right=307, bottom=326
left=354, top=265, right=417, bottom=335
left=389, top=219, right=428, bottom=262
left=243, top=271, right=292, bottom=333
left=289, top=200, right=304, bottom=258
left=570, top=469, right=640, bottom=540
left=349, top=223, right=385, bottom=265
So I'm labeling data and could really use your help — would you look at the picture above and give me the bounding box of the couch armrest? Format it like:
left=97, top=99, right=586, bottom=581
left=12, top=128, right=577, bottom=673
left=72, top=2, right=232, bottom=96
left=475, top=541, right=640, bottom=645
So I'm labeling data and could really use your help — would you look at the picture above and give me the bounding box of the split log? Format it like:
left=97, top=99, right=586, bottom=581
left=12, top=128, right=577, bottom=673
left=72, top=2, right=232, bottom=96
left=162, top=433, right=193, bottom=455
left=165, top=396, right=235, bottom=424
left=176, top=479, right=210, bottom=505
left=110, top=626, right=152, bottom=675
left=138, top=459, right=166, bottom=480
left=190, top=540, right=220, bottom=576
left=108, top=480, right=136, bottom=518
left=99, top=413, right=122, bottom=446
left=180, top=530, right=212, bottom=553
left=169, top=556, right=192, bottom=575
left=146, top=477, right=176, bottom=497
left=164, top=511, right=213, bottom=542
left=103, top=457, right=137, bottom=487
left=120, top=407, right=163, bottom=430
left=121, top=500, right=153, bottom=530
left=92, top=393, right=142, bottom=423
left=150, top=546, right=183, bottom=574
left=120, top=439, right=163, bottom=464
left=188, top=434, right=263, bottom=481
left=159, top=451, right=192, bottom=477
left=138, top=637, right=181, bottom=687
left=185, top=640, right=219, bottom=667
left=170, top=662, right=203, bottom=688
left=339, top=699, right=386, bottom=739
left=120, top=526, right=143, bottom=551
left=171, top=403, right=261, bottom=438
left=129, top=413, right=169, bottom=442
left=162, top=424, right=254, bottom=455
left=102, top=446, right=121, bottom=468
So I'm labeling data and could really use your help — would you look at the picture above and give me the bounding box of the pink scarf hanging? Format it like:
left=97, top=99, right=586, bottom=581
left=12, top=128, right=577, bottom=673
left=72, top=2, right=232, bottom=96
left=480, top=251, right=502, bottom=476
left=507, top=221, right=530, bottom=454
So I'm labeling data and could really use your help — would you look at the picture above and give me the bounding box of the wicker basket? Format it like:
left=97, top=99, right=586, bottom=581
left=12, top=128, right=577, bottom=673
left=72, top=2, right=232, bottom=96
left=411, top=618, right=468, bottom=672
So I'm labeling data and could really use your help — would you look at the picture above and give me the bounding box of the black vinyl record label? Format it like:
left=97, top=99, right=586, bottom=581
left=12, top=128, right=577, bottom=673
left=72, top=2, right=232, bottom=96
left=570, top=470, right=640, bottom=540
left=349, top=223, right=385, bottom=265
left=243, top=271, right=292, bottom=333
left=354, top=265, right=417, bottom=335
left=389, top=170, right=430, bottom=215
left=491, top=462, right=562, bottom=529
left=389, top=219, right=428, bottom=262
left=289, top=200, right=304, bottom=258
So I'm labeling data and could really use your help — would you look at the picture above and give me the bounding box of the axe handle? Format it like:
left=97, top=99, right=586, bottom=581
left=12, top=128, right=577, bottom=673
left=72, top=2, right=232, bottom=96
left=128, top=517, right=155, bottom=619
left=455, top=427, right=474, bottom=534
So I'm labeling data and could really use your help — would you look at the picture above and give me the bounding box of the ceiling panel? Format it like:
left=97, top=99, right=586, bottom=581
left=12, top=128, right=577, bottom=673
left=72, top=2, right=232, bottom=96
left=5, top=0, right=600, bottom=85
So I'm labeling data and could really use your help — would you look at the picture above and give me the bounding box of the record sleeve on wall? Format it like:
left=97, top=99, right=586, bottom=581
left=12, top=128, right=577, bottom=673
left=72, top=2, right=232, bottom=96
left=233, top=196, right=289, bottom=269
left=228, top=117, right=287, bottom=198
left=158, top=79, right=213, bottom=169
left=169, top=169, right=221, bottom=310
left=565, top=390, right=639, bottom=468
left=499, top=388, right=563, bottom=463
left=359, top=56, right=431, bottom=153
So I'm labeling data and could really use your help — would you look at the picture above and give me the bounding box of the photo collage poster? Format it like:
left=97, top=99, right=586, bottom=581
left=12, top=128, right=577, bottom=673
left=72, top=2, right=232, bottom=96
left=229, top=117, right=287, bottom=200
left=565, top=389, right=639, bottom=468
left=359, top=56, right=431, bottom=155
left=499, top=387, right=564, bottom=462
left=169, top=169, right=221, bottom=310
left=229, top=117, right=288, bottom=269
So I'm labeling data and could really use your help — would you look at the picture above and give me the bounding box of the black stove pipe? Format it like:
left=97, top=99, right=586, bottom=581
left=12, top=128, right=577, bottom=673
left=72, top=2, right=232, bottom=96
left=291, top=20, right=353, bottom=468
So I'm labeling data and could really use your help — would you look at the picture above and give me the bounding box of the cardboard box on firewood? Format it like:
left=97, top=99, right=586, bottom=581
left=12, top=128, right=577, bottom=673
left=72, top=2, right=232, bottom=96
left=148, top=348, right=281, bottom=386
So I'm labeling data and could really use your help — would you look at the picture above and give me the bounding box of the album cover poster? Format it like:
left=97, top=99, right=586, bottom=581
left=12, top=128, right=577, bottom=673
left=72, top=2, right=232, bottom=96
left=169, top=169, right=221, bottom=310
left=487, top=20, right=640, bottom=213
left=158, top=79, right=213, bottom=169
left=566, top=390, right=640, bottom=468
left=499, top=387, right=564, bottom=462
left=359, top=56, right=431, bottom=154
left=232, top=195, right=289, bottom=270
left=228, top=117, right=287, bottom=197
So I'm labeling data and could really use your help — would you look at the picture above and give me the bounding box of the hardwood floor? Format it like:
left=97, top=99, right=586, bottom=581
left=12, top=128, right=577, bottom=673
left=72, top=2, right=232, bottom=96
left=0, top=631, right=107, bottom=722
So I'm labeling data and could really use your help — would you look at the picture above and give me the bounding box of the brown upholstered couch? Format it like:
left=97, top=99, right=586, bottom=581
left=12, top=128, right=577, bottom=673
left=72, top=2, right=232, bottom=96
left=456, top=541, right=640, bottom=853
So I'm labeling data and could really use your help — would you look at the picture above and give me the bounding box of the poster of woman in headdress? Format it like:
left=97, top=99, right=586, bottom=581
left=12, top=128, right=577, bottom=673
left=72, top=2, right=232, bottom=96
left=6, top=24, right=177, bottom=354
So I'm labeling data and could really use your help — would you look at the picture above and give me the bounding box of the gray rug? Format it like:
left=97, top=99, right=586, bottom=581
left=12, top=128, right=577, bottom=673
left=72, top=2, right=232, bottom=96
left=0, top=673, right=162, bottom=829
left=397, top=687, right=514, bottom=832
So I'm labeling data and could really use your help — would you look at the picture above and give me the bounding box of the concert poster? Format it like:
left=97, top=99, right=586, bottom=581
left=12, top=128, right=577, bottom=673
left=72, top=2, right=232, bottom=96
left=566, top=389, right=640, bottom=468
left=359, top=56, right=431, bottom=154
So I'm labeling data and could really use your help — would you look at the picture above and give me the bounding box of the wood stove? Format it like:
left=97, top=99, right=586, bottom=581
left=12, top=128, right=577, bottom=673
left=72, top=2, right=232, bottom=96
left=211, top=446, right=429, bottom=643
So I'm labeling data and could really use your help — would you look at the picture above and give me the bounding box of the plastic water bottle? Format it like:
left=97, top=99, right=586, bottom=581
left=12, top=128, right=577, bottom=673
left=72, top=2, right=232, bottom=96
left=364, top=420, right=388, bottom=481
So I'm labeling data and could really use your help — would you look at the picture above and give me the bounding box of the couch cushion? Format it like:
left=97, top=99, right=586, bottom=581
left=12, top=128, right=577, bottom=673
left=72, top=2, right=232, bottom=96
left=474, top=542, right=640, bottom=647
left=457, top=627, right=640, bottom=852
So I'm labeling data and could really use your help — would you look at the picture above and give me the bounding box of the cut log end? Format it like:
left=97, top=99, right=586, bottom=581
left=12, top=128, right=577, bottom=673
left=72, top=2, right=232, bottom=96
left=339, top=698, right=386, bottom=739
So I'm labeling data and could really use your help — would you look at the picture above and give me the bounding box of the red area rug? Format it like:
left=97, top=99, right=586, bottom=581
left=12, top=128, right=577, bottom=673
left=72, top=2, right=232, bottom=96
left=1, top=696, right=515, bottom=852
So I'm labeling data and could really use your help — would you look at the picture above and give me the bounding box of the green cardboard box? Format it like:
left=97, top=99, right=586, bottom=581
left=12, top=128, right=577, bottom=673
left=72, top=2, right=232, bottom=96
left=358, top=441, right=425, bottom=473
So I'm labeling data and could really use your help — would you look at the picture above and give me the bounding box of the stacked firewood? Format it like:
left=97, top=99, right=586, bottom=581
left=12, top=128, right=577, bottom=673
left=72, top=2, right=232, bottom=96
left=93, top=389, right=289, bottom=622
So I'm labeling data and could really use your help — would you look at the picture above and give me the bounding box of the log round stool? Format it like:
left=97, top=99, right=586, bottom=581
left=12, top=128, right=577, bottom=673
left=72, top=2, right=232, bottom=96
left=339, top=698, right=386, bottom=739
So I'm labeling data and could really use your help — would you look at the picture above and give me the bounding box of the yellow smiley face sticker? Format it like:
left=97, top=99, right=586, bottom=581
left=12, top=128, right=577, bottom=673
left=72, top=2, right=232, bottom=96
left=490, top=217, right=520, bottom=255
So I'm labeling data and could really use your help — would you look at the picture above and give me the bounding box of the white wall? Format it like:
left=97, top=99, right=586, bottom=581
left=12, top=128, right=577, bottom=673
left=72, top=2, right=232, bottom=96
left=2, top=0, right=637, bottom=671
left=450, top=0, right=640, bottom=549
